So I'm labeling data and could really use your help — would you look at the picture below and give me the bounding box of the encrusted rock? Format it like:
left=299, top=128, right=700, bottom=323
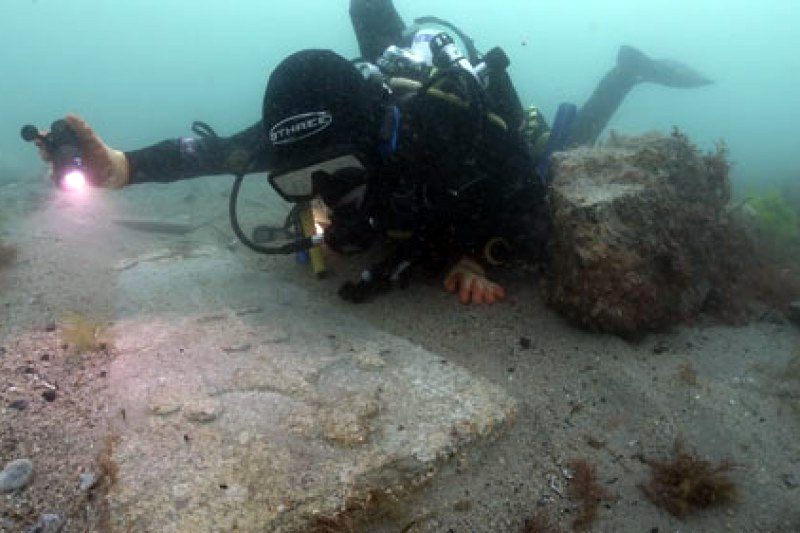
left=545, top=131, right=741, bottom=336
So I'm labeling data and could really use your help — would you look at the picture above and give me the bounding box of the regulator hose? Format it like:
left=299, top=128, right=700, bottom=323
left=191, top=119, right=318, bottom=255
left=228, top=173, right=317, bottom=255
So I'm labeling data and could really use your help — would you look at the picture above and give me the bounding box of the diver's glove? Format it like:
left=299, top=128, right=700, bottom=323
left=35, top=114, right=130, bottom=189
left=443, top=256, right=506, bottom=305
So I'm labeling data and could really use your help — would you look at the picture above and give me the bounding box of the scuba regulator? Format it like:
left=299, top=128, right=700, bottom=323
left=21, top=120, right=89, bottom=189
left=372, top=29, right=511, bottom=90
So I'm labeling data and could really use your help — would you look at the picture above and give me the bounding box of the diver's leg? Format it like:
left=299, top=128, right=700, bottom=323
left=350, top=0, right=406, bottom=63
left=567, top=45, right=713, bottom=146
left=565, top=62, right=638, bottom=147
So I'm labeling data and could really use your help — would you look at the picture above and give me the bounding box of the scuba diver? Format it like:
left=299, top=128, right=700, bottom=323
left=29, top=0, right=712, bottom=305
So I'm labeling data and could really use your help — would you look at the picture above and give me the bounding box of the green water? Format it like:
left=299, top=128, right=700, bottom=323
left=1, top=0, right=799, bottom=189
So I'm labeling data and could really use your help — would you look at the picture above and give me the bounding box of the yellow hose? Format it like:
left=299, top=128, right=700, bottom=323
left=299, top=205, right=326, bottom=278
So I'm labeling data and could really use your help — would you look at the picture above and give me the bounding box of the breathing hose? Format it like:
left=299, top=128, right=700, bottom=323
left=228, top=173, right=320, bottom=255
left=186, top=121, right=318, bottom=256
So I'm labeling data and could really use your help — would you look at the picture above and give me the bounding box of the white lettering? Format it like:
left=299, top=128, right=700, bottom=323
left=269, top=112, right=333, bottom=145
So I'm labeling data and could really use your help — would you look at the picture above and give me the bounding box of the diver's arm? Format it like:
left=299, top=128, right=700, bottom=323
left=33, top=115, right=131, bottom=189
left=126, top=121, right=269, bottom=185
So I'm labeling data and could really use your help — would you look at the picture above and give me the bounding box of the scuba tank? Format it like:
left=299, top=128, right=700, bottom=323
left=370, top=23, right=510, bottom=91
left=355, top=17, right=522, bottom=132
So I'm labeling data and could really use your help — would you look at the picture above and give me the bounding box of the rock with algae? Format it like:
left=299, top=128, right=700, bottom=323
left=544, top=130, right=740, bottom=336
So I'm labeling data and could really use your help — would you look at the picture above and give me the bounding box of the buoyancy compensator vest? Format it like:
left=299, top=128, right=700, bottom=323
left=352, top=21, right=539, bottom=259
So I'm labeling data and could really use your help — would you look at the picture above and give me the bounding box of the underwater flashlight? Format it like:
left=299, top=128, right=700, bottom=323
left=62, top=169, right=87, bottom=190
left=21, top=120, right=89, bottom=190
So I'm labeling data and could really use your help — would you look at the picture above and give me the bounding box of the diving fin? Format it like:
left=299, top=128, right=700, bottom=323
left=618, top=45, right=713, bottom=88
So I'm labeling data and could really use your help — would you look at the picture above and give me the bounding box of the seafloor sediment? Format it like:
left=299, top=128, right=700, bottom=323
left=1, top=157, right=799, bottom=531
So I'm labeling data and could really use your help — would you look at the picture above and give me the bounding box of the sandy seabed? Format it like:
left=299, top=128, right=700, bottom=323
left=1, top=174, right=798, bottom=532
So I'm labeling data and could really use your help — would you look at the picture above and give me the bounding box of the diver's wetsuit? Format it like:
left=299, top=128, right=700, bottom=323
left=125, top=76, right=548, bottom=264
left=126, top=122, right=268, bottom=185
left=349, top=0, right=526, bottom=131
left=364, top=76, right=547, bottom=264
left=124, top=0, right=548, bottom=264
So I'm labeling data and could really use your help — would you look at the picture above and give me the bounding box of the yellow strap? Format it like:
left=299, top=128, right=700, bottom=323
left=299, top=205, right=326, bottom=278
left=483, top=237, right=511, bottom=266
left=388, top=77, right=508, bottom=131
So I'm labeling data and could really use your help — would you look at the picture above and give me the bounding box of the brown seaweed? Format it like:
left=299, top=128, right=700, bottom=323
left=639, top=442, right=737, bottom=518
left=311, top=489, right=407, bottom=533
left=676, top=362, right=699, bottom=385
left=97, top=435, right=120, bottom=487
left=567, top=459, right=615, bottom=531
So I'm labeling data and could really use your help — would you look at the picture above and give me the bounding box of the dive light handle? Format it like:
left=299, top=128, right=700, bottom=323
left=20, top=120, right=82, bottom=158
left=47, top=120, right=86, bottom=179
left=20, top=125, right=41, bottom=143
left=48, top=120, right=81, bottom=151
left=21, top=120, right=87, bottom=187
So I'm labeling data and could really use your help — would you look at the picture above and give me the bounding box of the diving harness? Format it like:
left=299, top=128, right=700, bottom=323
left=224, top=25, right=515, bottom=296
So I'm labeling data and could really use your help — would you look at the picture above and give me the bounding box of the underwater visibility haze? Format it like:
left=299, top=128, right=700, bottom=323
left=1, top=0, right=799, bottom=189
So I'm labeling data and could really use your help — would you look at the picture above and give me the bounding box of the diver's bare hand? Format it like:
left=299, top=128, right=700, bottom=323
left=36, top=114, right=130, bottom=189
left=444, top=256, right=506, bottom=305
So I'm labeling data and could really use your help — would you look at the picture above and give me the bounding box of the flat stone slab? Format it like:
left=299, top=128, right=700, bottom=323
left=107, top=251, right=516, bottom=532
